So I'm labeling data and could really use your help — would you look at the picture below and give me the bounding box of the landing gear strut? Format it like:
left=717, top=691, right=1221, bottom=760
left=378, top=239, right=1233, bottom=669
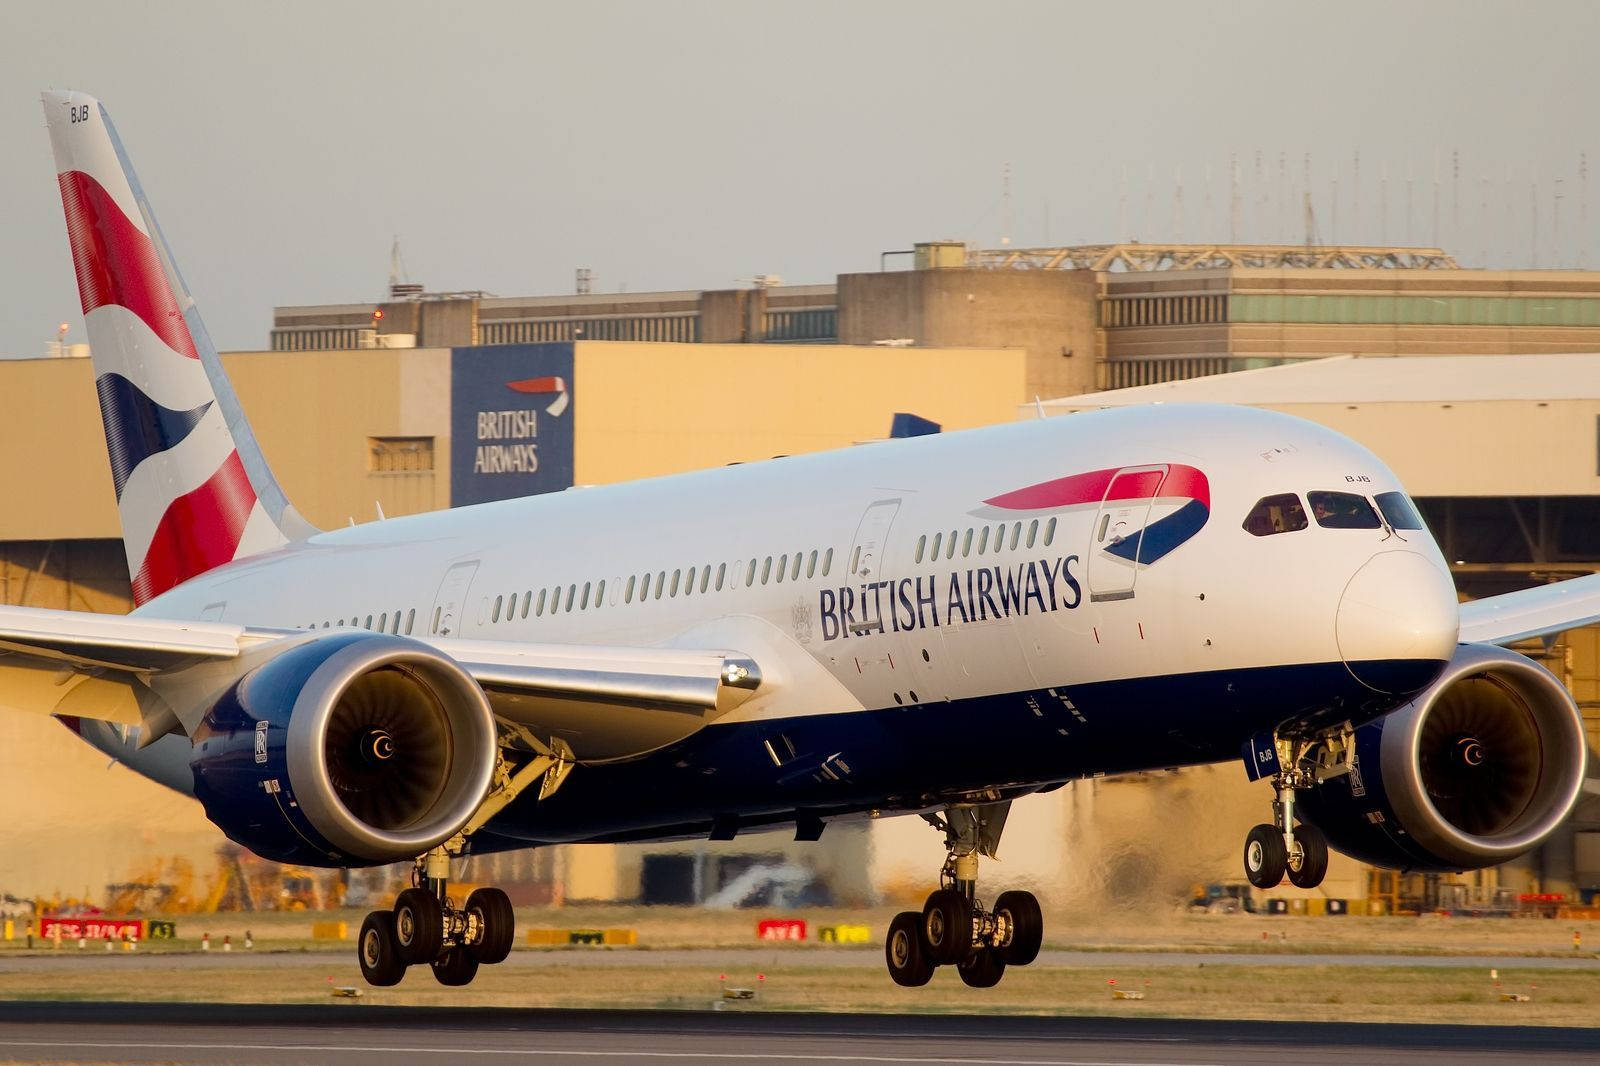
left=883, top=800, right=1042, bottom=989
left=1242, top=733, right=1334, bottom=890
left=357, top=730, right=572, bottom=987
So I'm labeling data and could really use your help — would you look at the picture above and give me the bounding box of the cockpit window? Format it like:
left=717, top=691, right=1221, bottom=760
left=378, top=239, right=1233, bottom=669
left=1374, top=491, right=1426, bottom=531
left=1307, top=490, right=1382, bottom=530
left=1242, top=493, right=1309, bottom=537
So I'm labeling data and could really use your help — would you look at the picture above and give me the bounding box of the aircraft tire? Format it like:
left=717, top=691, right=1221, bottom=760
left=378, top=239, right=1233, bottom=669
left=1287, top=823, right=1330, bottom=889
left=922, top=889, right=974, bottom=965
left=430, top=945, right=480, bottom=986
left=358, top=911, right=405, bottom=987
left=994, top=890, right=1043, bottom=966
left=1243, top=823, right=1287, bottom=889
left=885, top=911, right=934, bottom=987
left=393, top=887, right=444, bottom=965
left=956, top=947, right=1006, bottom=988
left=466, top=887, right=516, bottom=964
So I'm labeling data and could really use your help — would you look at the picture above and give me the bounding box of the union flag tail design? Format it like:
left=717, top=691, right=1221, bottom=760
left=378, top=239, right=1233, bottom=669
left=43, top=91, right=316, bottom=606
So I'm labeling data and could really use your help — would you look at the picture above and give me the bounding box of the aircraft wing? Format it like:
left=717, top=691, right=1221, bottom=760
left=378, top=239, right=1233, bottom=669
left=0, top=603, right=761, bottom=760
left=1458, top=572, right=1600, bottom=646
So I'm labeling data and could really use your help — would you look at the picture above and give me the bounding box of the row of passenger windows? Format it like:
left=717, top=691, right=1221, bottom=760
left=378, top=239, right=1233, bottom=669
left=1243, top=490, right=1424, bottom=537
left=913, top=517, right=1058, bottom=564
left=478, top=549, right=841, bottom=627
left=304, top=609, right=418, bottom=633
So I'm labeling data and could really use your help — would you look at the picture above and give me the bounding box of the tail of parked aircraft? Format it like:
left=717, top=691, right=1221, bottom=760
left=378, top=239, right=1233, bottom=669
left=42, top=90, right=315, bottom=606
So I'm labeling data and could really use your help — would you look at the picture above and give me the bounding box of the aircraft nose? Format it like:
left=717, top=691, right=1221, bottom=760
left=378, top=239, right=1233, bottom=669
left=1336, top=550, right=1460, bottom=693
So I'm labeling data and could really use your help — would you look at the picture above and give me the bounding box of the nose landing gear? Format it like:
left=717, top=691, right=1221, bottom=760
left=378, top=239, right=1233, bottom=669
left=1242, top=732, right=1337, bottom=890
left=883, top=800, right=1043, bottom=989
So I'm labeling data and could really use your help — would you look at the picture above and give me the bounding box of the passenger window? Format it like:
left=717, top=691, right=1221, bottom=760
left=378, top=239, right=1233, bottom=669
left=378, top=612, right=387, bottom=632
left=1045, top=517, right=1057, bottom=546
left=946, top=531, right=957, bottom=560
left=656, top=571, right=667, bottom=599
left=776, top=555, right=787, bottom=583
left=581, top=582, right=591, bottom=609
left=1375, top=491, right=1426, bottom=531
left=550, top=585, right=562, bottom=614
left=521, top=591, right=531, bottom=618
left=685, top=566, right=697, bottom=595
left=823, top=548, right=833, bottom=575
left=761, top=556, right=773, bottom=584
left=791, top=554, right=802, bottom=581
left=849, top=546, right=861, bottom=573
left=994, top=523, right=1006, bottom=549
left=931, top=532, right=942, bottom=559
left=670, top=570, right=681, bottom=596
left=1010, top=523, right=1022, bottom=551
left=364, top=614, right=373, bottom=629
left=406, top=609, right=415, bottom=634
left=978, top=527, right=990, bottom=554
left=597, top=579, right=605, bottom=606
left=1242, top=493, right=1309, bottom=536
left=915, top=535, right=926, bottom=563
left=962, top=529, right=973, bottom=557
left=700, top=566, right=711, bottom=593
left=626, top=575, right=636, bottom=603
left=1308, top=491, right=1382, bottom=530
left=806, top=551, right=817, bottom=578
left=567, top=583, right=578, bottom=610
left=492, top=597, right=502, bottom=623
left=717, top=562, right=727, bottom=590
left=1027, top=519, right=1038, bottom=548
left=431, top=607, right=441, bottom=633
left=746, top=560, right=757, bottom=586
left=537, top=588, right=548, bottom=615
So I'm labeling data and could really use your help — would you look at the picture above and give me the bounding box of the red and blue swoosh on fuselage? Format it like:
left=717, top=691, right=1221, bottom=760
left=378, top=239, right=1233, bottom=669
left=981, top=464, right=1210, bottom=565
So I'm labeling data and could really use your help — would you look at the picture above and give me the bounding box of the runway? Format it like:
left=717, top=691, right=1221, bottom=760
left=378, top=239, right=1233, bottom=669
left=2, top=946, right=1598, bottom=973
left=0, top=1003, right=1594, bottom=1065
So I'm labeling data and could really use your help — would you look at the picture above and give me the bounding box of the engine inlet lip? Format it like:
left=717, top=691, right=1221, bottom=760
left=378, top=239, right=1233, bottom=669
left=285, top=636, right=495, bottom=863
left=1382, top=642, right=1588, bottom=865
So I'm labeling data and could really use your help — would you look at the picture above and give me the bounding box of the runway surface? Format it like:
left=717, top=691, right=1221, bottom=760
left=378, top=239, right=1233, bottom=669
left=2, top=946, right=1598, bottom=972
left=0, top=1003, right=1595, bottom=1065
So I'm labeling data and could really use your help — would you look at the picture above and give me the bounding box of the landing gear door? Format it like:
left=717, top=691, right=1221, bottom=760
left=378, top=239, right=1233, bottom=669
left=430, top=560, right=480, bottom=637
left=1088, top=465, right=1167, bottom=602
left=848, top=499, right=901, bottom=582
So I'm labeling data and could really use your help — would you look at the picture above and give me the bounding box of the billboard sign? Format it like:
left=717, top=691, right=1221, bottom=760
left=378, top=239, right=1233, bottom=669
left=451, top=343, right=575, bottom=507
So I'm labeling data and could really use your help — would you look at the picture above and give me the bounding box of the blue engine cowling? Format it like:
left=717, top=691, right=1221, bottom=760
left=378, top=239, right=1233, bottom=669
left=190, top=632, right=497, bottom=867
left=1298, top=643, right=1587, bottom=871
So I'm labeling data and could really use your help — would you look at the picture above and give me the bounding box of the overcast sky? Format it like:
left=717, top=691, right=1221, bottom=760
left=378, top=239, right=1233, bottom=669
left=3, top=1, right=1597, bottom=357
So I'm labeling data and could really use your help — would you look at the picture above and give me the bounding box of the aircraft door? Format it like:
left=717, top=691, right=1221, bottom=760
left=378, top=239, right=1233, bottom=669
left=1087, top=465, right=1168, bottom=602
left=429, top=560, right=480, bottom=637
left=848, top=498, right=901, bottom=583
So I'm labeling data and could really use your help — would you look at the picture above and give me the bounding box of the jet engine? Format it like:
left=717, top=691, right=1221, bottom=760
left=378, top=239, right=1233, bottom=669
left=1298, top=643, right=1587, bottom=871
left=190, top=632, right=497, bottom=867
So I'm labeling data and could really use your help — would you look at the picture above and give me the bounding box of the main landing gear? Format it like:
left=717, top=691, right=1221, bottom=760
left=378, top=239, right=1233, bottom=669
left=884, top=801, right=1043, bottom=989
left=357, top=846, right=516, bottom=987
left=358, top=730, right=575, bottom=987
left=1241, top=732, right=1338, bottom=890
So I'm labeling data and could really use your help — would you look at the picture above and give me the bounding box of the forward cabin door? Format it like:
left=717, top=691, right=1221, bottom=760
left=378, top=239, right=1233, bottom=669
left=1087, top=465, right=1168, bottom=602
left=847, top=498, right=901, bottom=587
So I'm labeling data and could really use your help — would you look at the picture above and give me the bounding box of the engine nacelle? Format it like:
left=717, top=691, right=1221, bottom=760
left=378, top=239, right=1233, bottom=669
left=1299, top=643, right=1587, bottom=871
left=190, top=632, right=497, bottom=867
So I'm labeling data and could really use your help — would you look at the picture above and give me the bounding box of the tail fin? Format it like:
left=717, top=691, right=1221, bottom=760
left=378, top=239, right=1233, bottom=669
left=42, top=91, right=316, bottom=606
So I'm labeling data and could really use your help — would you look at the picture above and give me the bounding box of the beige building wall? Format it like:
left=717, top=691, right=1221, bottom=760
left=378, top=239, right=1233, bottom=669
left=571, top=341, right=1026, bottom=484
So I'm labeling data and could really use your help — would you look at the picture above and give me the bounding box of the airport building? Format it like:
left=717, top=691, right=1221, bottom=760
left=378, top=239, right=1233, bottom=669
left=6, top=242, right=1600, bottom=915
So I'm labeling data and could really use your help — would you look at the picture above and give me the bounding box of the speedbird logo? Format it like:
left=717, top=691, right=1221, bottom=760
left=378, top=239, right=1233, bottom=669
left=982, top=463, right=1210, bottom=566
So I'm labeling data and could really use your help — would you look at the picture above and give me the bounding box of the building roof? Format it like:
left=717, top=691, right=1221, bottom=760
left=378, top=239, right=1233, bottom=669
left=1035, top=353, right=1600, bottom=410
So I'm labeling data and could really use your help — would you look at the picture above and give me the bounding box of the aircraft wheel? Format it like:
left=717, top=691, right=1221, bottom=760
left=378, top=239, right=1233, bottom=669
left=994, top=889, right=1043, bottom=966
left=922, top=889, right=973, bottom=965
left=466, top=887, right=516, bottom=964
left=1287, top=823, right=1330, bottom=889
left=430, top=945, right=480, bottom=986
left=358, top=911, right=405, bottom=987
left=1243, top=823, right=1287, bottom=889
left=956, top=947, right=1006, bottom=988
left=393, top=887, right=444, bottom=965
left=885, top=911, right=934, bottom=987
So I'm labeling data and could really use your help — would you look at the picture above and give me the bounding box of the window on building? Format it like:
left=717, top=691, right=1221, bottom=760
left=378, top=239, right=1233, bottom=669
left=366, top=436, right=435, bottom=473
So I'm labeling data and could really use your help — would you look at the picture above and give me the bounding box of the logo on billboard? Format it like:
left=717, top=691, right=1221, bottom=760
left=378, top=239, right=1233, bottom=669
left=452, top=345, right=575, bottom=506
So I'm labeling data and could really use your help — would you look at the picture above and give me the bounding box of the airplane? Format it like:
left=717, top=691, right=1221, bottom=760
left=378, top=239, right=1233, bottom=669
left=3, top=89, right=1593, bottom=990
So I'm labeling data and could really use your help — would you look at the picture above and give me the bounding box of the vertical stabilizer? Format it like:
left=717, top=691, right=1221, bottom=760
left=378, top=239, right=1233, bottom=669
left=42, top=90, right=316, bottom=606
